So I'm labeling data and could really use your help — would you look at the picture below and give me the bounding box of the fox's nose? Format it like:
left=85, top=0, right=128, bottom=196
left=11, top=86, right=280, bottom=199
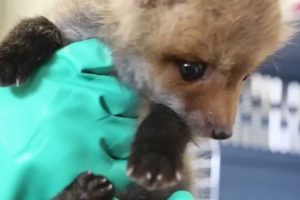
left=211, top=128, right=232, bottom=140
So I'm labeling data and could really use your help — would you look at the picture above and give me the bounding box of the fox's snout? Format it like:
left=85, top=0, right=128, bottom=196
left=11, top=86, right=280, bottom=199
left=211, top=128, right=233, bottom=140
left=183, top=73, right=242, bottom=140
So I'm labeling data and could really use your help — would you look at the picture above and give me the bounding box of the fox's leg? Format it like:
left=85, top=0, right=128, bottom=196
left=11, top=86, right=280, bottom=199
left=127, top=104, right=191, bottom=190
left=53, top=172, right=115, bottom=200
left=117, top=103, right=191, bottom=199
left=0, top=17, right=63, bottom=86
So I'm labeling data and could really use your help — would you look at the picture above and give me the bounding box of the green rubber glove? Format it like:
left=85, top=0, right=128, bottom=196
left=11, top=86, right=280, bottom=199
left=168, top=191, right=195, bottom=200
left=0, top=39, right=194, bottom=200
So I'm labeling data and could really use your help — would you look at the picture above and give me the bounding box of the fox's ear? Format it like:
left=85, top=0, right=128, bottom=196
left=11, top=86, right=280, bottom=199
left=138, top=0, right=184, bottom=8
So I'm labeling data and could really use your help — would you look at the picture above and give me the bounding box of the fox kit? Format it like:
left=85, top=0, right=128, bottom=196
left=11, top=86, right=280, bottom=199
left=0, top=0, right=294, bottom=199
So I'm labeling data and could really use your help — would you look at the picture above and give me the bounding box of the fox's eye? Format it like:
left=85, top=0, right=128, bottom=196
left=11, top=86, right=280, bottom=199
left=178, top=61, right=207, bottom=81
left=243, top=74, right=250, bottom=81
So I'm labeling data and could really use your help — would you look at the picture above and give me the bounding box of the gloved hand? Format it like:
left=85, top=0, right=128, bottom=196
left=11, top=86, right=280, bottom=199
left=0, top=39, right=195, bottom=200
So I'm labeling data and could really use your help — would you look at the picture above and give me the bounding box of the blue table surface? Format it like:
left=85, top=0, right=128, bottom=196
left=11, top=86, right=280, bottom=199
left=219, top=145, right=300, bottom=200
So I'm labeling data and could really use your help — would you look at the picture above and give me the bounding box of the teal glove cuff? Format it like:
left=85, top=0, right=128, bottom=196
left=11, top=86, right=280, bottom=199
left=168, top=191, right=195, bottom=200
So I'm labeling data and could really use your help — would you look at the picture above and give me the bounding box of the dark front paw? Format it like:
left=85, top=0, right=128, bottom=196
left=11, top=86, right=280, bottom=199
left=127, top=104, right=190, bottom=191
left=127, top=151, right=183, bottom=190
left=56, top=172, right=115, bottom=200
left=76, top=172, right=115, bottom=200
left=0, top=16, right=63, bottom=86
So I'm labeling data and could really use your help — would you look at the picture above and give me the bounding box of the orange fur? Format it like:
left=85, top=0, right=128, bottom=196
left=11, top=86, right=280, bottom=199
left=51, top=0, right=294, bottom=136
left=107, top=0, right=294, bottom=136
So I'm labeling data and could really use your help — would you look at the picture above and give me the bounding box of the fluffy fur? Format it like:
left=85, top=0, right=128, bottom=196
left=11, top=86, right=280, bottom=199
left=49, top=0, right=294, bottom=136
left=0, top=0, right=294, bottom=199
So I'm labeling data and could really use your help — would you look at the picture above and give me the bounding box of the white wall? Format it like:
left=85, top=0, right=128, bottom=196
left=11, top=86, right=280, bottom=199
left=0, top=0, right=6, bottom=34
left=280, top=0, right=300, bottom=22
left=1, top=0, right=58, bottom=34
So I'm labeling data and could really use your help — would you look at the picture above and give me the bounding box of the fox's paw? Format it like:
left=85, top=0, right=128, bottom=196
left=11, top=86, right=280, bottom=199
left=0, top=16, right=63, bottom=86
left=72, top=172, right=115, bottom=200
left=127, top=151, right=183, bottom=190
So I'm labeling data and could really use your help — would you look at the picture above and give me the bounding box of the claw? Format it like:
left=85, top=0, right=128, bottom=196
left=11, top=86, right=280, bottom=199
left=100, top=178, right=108, bottom=184
left=127, top=167, right=134, bottom=176
left=157, top=174, right=163, bottom=181
left=176, top=172, right=182, bottom=181
left=16, top=78, right=20, bottom=87
left=107, top=184, right=113, bottom=190
left=146, top=172, right=152, bottom=180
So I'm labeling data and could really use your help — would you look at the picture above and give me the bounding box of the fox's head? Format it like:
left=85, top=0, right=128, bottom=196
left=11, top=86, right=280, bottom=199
left=110, top=0, right=294, bottom=139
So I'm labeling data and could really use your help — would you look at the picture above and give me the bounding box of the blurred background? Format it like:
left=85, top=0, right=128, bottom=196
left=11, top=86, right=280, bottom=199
left=0, top=0, right=299, bottom=200
left=0, top=0, right=58, bottom=37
